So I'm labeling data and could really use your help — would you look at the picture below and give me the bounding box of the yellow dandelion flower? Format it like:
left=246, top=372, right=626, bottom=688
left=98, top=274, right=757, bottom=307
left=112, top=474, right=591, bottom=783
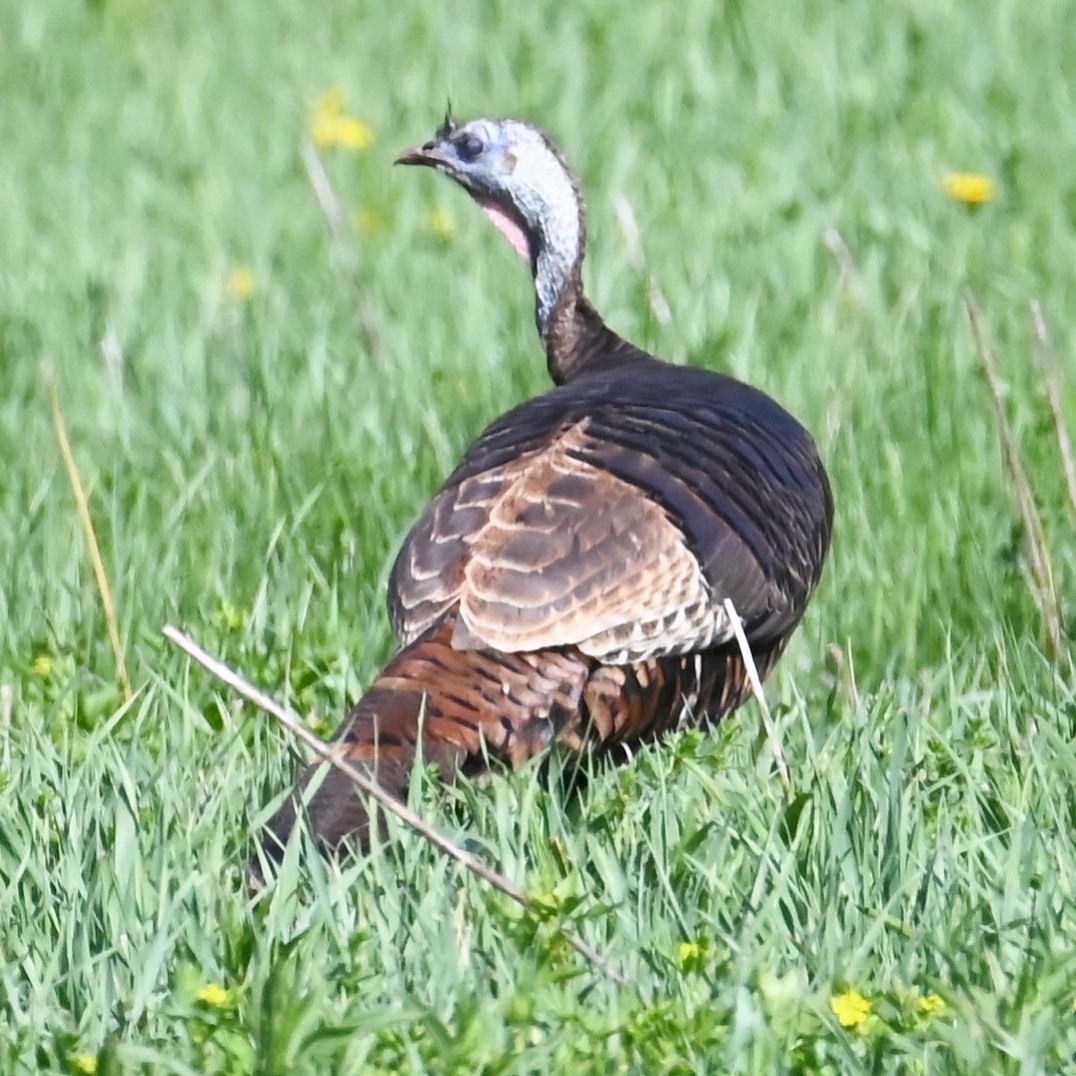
left=214, top=601, right=245, bottom=632
left=429, top=207, right=456, bottom=241
left=333, top=116, right=374, bottom=150
left=312, top=112, right=339, bottom=149
left=223, top=267, right=255, bottom=302
left=196, top=983, right=233, bottom=1008
left=307, top=712, right=334, bottom=738
left=354, top=208, right=381, bottom=233
left=830, top=989, right=871, bottom=1028
left=73, top=1057, right=98, bottom=1075
left=315, top=88, right=346, bottom=118
left=32, top=654, right=54, bottom=678
left=530, top=891, right=560, bottom=916
left=313, top=114, right=375, bottom=151
left=917, top=993, right=947, bottom=1016
left=311, top=90, right=374, bottom=151
left=678, top=942, right=701, bottom=964
left=676, top=940, right=706, bottom=972
left=943, top=173, right=994, bottom=206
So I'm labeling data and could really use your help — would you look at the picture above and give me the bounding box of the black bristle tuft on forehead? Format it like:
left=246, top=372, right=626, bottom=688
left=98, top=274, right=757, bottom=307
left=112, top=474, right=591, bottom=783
left=436, top=102, right=457, bottom=141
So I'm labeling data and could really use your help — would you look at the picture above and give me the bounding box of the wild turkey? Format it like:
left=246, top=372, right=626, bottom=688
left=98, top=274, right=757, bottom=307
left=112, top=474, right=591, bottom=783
left=257, top=115, right=833, bottom=866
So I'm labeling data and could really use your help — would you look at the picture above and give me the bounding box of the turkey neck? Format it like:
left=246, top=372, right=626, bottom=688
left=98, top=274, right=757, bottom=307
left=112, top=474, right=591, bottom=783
left=533, top=230, right=637, bottom=386
left=541, top=287, right=636, bottom=385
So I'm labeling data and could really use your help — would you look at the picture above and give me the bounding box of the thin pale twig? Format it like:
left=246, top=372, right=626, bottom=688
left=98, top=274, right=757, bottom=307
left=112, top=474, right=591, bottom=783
left=162, top=624, right=630, bottom=989
left=822, top=228, right=865, bottom=308
left=300, top=142, right=386, bottom=373
left=0, top=684, right=11, bottom=770
left=613, top=195, right=672, bottom=327
left=100, top=323, right=125, bottom=388
left=1030, top=300, right=1076, bottom=523
left=723, top=598, right=790, bottom=787
left=826, top=644, right=860, bottom=709
left=50, top=380, right=133, bottom=700
left=964, top=290, right=1062, bottom=659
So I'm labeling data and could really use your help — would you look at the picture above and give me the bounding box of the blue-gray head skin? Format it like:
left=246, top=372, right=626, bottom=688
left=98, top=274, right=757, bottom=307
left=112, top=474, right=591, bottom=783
left=396, top=114, right=587, bottom=346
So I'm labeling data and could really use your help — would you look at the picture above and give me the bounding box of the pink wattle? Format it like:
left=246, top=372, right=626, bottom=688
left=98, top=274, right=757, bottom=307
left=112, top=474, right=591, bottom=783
left=479, top=199, right=530, bottom=261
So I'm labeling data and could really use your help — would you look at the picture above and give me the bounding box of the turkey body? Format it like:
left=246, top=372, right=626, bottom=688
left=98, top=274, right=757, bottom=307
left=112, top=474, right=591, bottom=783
left=256, top=117, right=833, bottom=866
left=261, top=349, right=831, bottom=858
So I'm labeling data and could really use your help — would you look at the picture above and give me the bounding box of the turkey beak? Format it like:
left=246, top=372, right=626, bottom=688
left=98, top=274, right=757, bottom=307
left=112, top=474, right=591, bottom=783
left=394, top=141, right=451, bottom=170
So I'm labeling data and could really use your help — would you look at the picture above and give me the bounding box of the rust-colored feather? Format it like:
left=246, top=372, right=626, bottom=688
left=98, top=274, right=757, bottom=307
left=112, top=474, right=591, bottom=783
left=260, top=616, right=593, bottom=860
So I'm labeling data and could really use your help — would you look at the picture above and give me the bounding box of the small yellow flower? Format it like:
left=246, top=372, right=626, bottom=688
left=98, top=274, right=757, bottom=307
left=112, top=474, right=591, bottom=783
left=32, top=654, right=54, bottom=678
left=429, top=208, right=456, bottom=241
left=676, top=940, right=707, bottom=972
left=313, top=115, right=374, bottom=150
left=223, top=267, right=255, bottom=302
left=354, top=208, right=381, bottom=233
left=307, top=711, right=334, bottom=738
left=530, top=891, right=560, bottom=917
left=315, top=88, right=345, bottom=118
left=312, top=112, right=338, bottom=149
left=335, top=116, right=374, bottom=150
left=677, top=942, right=701, bottom=964
left=196, top=983, right=233, bottom=1008
left=73, top=1057, right=98, bottom=1075
left=830, top=989, right=872, bottom=1028
left=311, top=90, right=374, bottom=151
left=917, top=993, right=947, bottom=1016
left=943, top=173, right=994, bottom=206
left=214, top=601, right=245, bottom=632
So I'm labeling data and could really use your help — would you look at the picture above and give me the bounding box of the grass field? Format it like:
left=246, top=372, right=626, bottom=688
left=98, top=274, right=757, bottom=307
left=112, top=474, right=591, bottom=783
left=2, top=0, right=1075, bottom=1071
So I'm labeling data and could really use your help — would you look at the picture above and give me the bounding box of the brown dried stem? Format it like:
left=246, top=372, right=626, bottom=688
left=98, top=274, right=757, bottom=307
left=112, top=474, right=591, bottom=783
left=300, top=142, right=386, bottom=374
left=823, top=228, right=865, bottom=308
left=1030, top=300, right=1076, bottom=523
left=50, top=380, right=133, bottom=700
left=613, top=195, right=672, bottom=328
left=964, top=290, right=1062, bottom=658
left=826, top=644, right=861, bottom=710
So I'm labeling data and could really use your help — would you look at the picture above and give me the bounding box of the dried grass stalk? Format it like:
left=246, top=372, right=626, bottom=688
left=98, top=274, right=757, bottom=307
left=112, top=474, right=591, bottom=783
left=964, top=290, right=1062, bottom=659
left=50, top=380, right=133, bottom=700
left=1030, top=300, right=1076, bottom=523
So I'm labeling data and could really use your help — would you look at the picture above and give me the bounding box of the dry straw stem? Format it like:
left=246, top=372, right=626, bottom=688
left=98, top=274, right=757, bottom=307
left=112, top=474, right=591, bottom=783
left=612, top=195, right=672, bottom=327
left=963, top=290, right=1062, bottom=659
left=300, top=142, right=386, bottom=373
left=723, top=597, right=790, bottom=787
left=826, top=643, right=861, bottom=710
left=162, top=624, right=630, bottom=990
left=822, top=228, right=865, bottom=309
left=0, top=684, right=12, bottom=770
left=1029, top=300, right=1076, bottom=523
left=49, top=379, right=134, bottom=701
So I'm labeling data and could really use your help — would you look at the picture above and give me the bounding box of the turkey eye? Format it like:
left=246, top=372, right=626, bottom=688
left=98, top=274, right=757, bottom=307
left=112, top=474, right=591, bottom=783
left=457, top=135, right=484, bottom=162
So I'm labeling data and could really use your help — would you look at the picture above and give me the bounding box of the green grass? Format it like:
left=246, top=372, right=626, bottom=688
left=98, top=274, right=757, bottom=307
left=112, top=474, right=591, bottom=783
left=2, top=0, right=1075, bottom=1071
